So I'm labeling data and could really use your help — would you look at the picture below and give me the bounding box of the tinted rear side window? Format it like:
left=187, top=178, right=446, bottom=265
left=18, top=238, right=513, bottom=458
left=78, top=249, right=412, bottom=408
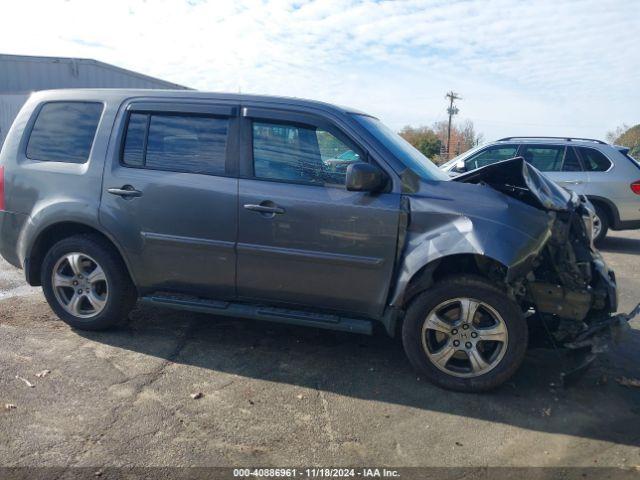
left=122, top=113, right=228, bottom=175
left=26, top=102, right=103, bottom=163
left=578, top=147, right=612, bottom=172
left=520, top=145, right=565, bottom=171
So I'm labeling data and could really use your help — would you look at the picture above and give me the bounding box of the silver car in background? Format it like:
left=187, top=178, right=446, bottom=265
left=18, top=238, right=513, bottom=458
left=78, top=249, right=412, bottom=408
left=441, top=137, right=640, bottom=243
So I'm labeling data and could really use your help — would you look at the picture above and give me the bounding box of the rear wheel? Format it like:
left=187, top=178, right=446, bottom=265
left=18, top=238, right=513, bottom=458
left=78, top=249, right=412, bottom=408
left=592, top=204, right=609, bottom=245
left=402, top=275, right=528, bottom=392
left=41, top=234, right=137, bottom=330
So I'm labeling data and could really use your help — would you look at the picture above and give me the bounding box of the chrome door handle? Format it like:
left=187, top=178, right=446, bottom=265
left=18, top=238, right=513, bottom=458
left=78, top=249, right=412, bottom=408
left=244, top=203, right=285, bottom=214
left=107, top=186, right=143, bottom=198
left=560, top=180, right=583, bottom=185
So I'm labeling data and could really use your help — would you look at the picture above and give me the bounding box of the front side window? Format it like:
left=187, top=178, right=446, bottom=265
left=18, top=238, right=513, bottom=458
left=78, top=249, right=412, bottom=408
left=578, top=147, right=612, bottom=172
left=465, top=145, right=518, bottom=170
left=252, top=121, right=360, bottom=186
left=122, top=112, right=228, bottom=175
left=520, top=145, right=566, bottom=172
left=26, top=102, right=103, bottom=163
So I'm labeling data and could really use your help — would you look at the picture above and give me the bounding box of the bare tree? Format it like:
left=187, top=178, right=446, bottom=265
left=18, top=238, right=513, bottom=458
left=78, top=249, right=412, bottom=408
left=432, top=119, right=483, bottom=158
left=606, top=124, right=629, bottom=144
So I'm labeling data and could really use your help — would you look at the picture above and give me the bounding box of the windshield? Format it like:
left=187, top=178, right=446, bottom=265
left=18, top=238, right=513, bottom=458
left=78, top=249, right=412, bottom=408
left=354, top=115, right=449, bottom=181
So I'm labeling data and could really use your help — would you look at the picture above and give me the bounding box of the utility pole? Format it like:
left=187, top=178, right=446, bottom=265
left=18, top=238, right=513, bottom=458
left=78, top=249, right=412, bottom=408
left=445, top=91, right=461, bottom=157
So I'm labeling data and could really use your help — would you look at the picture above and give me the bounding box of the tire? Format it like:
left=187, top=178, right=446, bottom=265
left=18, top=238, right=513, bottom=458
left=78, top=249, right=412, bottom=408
left=592, top=204, right=609, bottom=246
left=401, top=275, right=528, bottom=392
left=41, top=234, right=137, bottom=330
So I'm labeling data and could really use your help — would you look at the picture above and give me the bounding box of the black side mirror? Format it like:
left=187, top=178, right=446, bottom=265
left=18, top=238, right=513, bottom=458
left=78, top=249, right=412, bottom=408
left=346, top=162, right=385, bottom=192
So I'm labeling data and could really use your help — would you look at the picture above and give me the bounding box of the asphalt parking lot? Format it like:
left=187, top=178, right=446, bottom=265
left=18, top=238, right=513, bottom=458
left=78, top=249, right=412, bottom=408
left=1, top=231, right=639, bottom=468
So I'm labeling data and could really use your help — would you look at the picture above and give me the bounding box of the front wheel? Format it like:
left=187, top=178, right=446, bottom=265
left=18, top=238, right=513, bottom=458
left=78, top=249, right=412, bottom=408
left=402, top=275, right=528, bottom=392
left=41, top=234, right=137, bottom=330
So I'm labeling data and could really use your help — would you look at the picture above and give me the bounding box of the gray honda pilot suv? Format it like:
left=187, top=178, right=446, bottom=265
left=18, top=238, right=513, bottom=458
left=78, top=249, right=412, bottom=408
left=0, top=90, right=634, bottom=392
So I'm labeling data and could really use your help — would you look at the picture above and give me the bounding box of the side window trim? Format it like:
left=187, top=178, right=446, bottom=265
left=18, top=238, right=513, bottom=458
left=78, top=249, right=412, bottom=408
left=118, top=106, right=238, bottom=177
left=127, top=102, right=235, bottom=117
left=562, top=146, right=585, bottom=172
left=240, top=107, right=369, bottom=188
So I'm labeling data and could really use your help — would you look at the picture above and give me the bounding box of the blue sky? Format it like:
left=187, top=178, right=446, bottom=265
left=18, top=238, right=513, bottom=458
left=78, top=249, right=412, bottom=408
left=1, top=0, right=638, bottom=141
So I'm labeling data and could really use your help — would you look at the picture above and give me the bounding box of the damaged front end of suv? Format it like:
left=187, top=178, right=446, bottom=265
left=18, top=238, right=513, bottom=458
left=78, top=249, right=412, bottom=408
left=391, top=157, right=636, bottom=381
left=461, top=159, right=635, bottom=354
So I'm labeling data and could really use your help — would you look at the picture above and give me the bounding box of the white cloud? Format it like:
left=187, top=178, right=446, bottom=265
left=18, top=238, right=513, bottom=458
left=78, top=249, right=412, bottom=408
left=1, top=0, right=638, bottom=139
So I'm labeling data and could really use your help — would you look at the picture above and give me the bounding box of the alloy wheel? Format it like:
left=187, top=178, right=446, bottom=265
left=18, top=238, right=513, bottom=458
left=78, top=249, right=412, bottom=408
left=52, top=252, right=108, bottom=319
left=421, top=297, right=509, bottom=378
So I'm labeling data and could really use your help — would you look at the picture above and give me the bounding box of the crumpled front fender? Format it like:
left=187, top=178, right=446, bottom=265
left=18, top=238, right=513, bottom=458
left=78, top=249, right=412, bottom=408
left=389, top=183, right=553, bottom=307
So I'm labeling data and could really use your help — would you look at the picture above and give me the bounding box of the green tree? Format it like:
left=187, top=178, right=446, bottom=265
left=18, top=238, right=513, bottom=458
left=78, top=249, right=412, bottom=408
left=399, top=125, right=442, bottom=158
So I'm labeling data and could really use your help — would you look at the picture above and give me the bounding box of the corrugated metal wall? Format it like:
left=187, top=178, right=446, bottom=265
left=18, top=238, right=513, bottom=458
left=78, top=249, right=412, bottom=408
left=0, top=54, right=189, bottom=147
left=0, top=54, right=188, bottom=92
left=0, top=93, right=29, bottom=146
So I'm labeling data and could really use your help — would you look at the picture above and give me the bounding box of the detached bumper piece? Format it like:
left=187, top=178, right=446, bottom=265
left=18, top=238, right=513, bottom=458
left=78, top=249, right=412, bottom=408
left=559, top=302, right=639, bottom=385
left=564, top=304, right=638, bottom=351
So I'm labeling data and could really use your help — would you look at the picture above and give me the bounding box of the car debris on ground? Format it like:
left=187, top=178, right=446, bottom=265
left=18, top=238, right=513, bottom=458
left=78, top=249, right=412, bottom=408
left=15, top=375, right=35, bottom=388
left=190, top=392, right=204, bottom=399
left=35, top=369, right=51, bottom=378
left=616, top=377, right=640, bottom=388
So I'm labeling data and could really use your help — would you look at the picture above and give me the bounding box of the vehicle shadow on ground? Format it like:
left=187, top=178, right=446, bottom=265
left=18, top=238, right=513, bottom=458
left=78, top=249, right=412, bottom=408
left=79, top=305, right=640, bottom=448
left=598, top=235, right=640, bottom=254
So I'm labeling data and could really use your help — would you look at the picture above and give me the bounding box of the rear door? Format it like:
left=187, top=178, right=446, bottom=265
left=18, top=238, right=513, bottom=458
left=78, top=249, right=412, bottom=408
left=99, top=100, right=239, bottom=299
left=236, top=106, right=400, bottom=318
left=575, top=146, right=614, bottom=200
left=519, top=144, right=589, bottom=195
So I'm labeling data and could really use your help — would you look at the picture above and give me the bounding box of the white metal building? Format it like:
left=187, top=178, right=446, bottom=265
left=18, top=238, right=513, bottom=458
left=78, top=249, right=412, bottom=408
left=0, top=53, right=189, bottom=146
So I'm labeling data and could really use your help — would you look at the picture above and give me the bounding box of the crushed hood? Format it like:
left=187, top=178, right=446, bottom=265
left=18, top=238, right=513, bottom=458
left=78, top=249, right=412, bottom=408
left=453, top=157, right=575, bottom=212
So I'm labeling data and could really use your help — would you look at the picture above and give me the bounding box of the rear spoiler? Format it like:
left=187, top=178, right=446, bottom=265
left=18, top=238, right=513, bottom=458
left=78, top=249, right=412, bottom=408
left=614, top=145, right=630, bottom=154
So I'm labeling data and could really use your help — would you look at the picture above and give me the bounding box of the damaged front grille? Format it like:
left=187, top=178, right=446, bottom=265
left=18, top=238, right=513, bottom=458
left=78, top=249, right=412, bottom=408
left=514, top=193, right=637, bottom=363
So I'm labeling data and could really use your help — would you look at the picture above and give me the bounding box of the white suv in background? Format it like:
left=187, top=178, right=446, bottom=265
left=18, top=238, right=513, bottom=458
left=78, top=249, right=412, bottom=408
left=441, top=137, right=640, bottom=243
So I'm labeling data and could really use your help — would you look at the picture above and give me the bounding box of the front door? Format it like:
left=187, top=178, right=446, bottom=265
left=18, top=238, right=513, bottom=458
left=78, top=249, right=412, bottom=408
left=236, top=109, right=400, bottom=318
left=99, top=101, right=239, bottom=299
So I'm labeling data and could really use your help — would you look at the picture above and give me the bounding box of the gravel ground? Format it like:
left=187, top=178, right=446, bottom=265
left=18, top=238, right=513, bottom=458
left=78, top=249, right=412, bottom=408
left=1, top=230, right=639, bottom=468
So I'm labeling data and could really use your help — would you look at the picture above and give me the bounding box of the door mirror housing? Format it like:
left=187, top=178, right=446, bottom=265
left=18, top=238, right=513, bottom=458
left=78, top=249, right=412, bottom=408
left=345, top=163, right=385, bottom=192
left=454, top=160, right=466, bottom=172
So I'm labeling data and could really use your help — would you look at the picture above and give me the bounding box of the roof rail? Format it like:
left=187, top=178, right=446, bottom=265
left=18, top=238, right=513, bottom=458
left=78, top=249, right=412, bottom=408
left=497, top=136, right=607, bottom=144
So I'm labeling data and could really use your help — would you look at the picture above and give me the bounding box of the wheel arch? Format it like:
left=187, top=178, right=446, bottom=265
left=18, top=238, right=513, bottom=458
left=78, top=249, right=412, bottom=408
left=394, top=253, right=509, bottom=309
left=384, top=253, right=511, bottom=338
left=24, top=221, right=137, bottom=288
left=586, top=195, right=619, bottom=229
